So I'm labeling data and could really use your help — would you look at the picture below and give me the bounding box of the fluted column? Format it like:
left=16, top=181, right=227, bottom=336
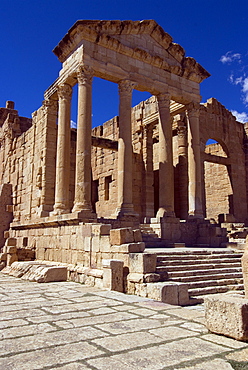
left=186, top=103, right=204, bottom=218
left=52, top=83, right=72, bottom=215
left=72, top=66, right=94, bottom=215
left=156, top=93, right=175, bottom=218
left=116, top=80, right=135, bottom=217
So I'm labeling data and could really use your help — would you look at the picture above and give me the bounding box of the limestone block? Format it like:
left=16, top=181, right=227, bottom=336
left=4, top=231, right=9, bottom=239
left=92, top=236, right=100, bottom=253
left=6, top=238, right=17, bottom=246
left=127, top=272, right=144, bottom=283
left=7, top=246, right=17, bottom=254
left=110, top=228, right=134, bottom=245
left=111, top=242, right=145, bottom=254
left=99, top=236, right=111, bottom=253
left=7, top=253, right=18, bottom=266
left=83, top=236, right=91, bottom=252
left=92, top=224, right=111, bottom=236
left=133, top=229, right=142, bottom=242
left=129, top=253, right=157, bottom=274
left=205, top=294, right=248, bottom=341
left=144, top=273, right=161, bottom=283
left=81, top=224, right=92, bottom=237
left=146, top=281, right=188, bottom=305
left=0, top=253, right=7, bottom=261
left=241, top=247, right=248, bottom=298
left=102, top=259, right=124, bottom=292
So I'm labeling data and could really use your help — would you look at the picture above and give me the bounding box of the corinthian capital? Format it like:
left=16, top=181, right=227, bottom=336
left=186, top=102, right=200, bottom=118
left=156, top=92, right=171, bottom=108
left=77, top=65, right=93, bottom=86
left=118, top=80, right=135, bottom=96
left=57, top=83, right=72, bottom=101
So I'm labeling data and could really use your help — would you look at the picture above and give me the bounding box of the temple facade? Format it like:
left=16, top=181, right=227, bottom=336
left=0, top=20, right=247, bottom=299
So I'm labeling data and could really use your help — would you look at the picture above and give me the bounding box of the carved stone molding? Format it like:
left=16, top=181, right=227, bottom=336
left=77, top=65, right=93, bottom=86
left=57, top=83, right=72, bottom=101
left=186, top=102, right=200, bottom=118
left=118, top=80, right=135, bottom=96
left=156, top=92, right=171, bottom=108
left=177, top=124, right=186, bottom=139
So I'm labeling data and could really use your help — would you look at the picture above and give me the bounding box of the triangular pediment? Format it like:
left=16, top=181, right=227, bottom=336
left=53, top=20, right=210, bottom=83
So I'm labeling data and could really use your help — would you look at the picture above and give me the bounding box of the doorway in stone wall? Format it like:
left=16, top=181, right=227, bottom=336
left=203, top=139, right=233, bottom=222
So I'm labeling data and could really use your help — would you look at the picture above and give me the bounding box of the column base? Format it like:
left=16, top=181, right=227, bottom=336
left=50, top=207, right=70, bottom=217
left=188, top=211, right=204, bottom=220
left=71, top=210, right=97, bottom=222
left=156, top=208, right=175, bottom=219
left=115, top=204, right=139, bottom=219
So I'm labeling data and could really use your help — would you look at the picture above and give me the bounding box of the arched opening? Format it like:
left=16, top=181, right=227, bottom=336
left=203, top=138, right=233, bottom=222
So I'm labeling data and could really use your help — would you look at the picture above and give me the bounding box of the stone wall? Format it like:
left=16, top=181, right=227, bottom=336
left=200, top=98, right=247, bottom=222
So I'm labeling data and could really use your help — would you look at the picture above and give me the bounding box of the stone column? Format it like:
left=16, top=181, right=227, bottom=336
left=156, top=93, right=175, bottom=218
left=177, top=120, right=188, bottom=220
left=186, top=103, right=204, bottom=218
left=142, top=124, right=154, bottom=220
left=116, top=80, right=135, bottom=217
left=72, top=66, right=95, bottom=217
left=52, top=83, right=72, bottom=215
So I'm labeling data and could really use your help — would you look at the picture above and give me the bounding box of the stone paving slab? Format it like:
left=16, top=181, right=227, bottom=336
left=1, top=272, right=248, bottom=370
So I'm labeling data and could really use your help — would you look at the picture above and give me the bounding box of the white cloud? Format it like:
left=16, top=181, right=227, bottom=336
left=70, top=120, right=77, bottom=128
left=220, top=51, right=241, bottom=64
left=231, top=110, right=248, bottom=123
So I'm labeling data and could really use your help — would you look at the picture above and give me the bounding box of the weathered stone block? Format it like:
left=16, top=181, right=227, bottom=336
left=99, top=235, right=111, bottom=253
left=241, top=247, right=248, bottom=299
left=7, top=253, right=18, bottom=266
left=146, top=281, right=189, bottom=305
left=92, top=224, right=111, bottom=236
left=4, top=231, right=9, bottom=239
left=102, top=259, right=124, bottom=292
left=205, top=294, right=248, bottom=341
left=110, top=228, right=134, bottom=245
left=6, top=238, right=17, bottom=246
left=133, top=229, right=142, bottom=242
left=7, top=246, right=17, bottom=254
left=111, top=242, right=145, bottom=254
left=129, top=253, right=157, bottom=274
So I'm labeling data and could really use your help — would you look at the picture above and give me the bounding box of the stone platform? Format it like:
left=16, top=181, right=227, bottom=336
left=1, top=272, right=248, bottom=369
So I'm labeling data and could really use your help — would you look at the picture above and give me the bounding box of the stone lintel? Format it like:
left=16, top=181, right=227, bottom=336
left=92, top=136, right=118, bottom=151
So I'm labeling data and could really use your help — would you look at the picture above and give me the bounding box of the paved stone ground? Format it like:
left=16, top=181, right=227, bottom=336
left=1, top=273, right=248, bottom=370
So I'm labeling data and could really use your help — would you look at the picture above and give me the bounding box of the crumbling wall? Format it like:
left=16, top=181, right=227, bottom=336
left=200, top=98, right=247, bottom=222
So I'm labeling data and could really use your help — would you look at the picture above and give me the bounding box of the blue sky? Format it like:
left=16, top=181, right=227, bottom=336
left=1, top=0, right=248, bottom=127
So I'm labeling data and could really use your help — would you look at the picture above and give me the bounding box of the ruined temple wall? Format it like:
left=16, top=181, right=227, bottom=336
left=200, top=98, right=247, bottom=222
left=0, top=103, right=58, bottom=223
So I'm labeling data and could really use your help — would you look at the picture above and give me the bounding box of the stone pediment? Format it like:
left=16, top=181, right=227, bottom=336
left=53, top=20, right=210, bottom=83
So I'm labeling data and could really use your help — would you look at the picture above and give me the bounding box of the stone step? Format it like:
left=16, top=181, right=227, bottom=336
left=156, top=253, right=242, bottom=261
left=188, top=284, right=244, bottom=297
left=184, top=278, right=243, bottom=289
left=156, top=250, right=243, bottom=257
left=157, top=258, right=242, bottom=266
left=157, top=262, right=242, bottom=272
left=167, top=271, right=243, bottom=283
left=164, top=267, right=242, bottom=278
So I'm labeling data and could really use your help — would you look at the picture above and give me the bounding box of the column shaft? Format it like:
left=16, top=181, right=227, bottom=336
left=53, top=83, right=72, bottom=214
left=187, top=103, right=204, bottom=218
left=142, top=124, right=154, bottom=219
left=156, top=93, right=175, bottom=218
left=116, top=80, right=135, bottom=217
left=72, top=66, right=94, bottom=214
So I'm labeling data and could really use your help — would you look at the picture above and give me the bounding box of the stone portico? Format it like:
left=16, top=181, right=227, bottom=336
left=0, top=20, right=248, bottom=301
